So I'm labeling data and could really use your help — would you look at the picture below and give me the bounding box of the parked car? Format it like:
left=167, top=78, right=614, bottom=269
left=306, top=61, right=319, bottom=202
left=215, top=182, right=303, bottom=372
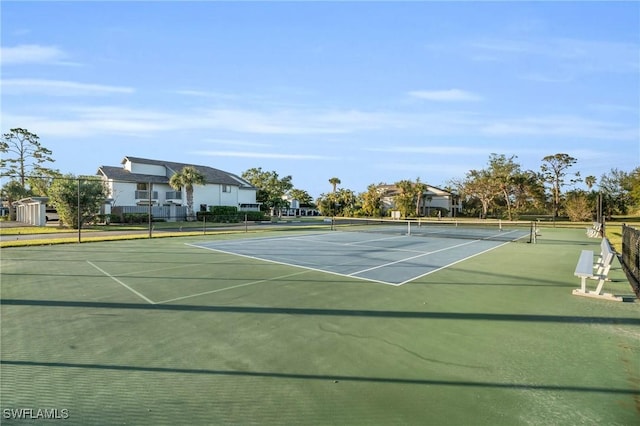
left=46, top=207, right=59, bottom=222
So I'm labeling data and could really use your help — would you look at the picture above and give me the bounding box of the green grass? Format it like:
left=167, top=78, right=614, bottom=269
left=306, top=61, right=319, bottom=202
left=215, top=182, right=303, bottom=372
left=1, top=227, right=639, bottom=425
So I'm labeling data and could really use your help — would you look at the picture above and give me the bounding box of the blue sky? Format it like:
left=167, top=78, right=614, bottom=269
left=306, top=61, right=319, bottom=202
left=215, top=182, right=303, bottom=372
left=2, top=1, right=639, bottom=198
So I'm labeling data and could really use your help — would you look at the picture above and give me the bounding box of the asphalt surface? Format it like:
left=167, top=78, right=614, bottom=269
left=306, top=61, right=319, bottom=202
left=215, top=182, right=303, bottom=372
left=0, top=220, right=326, bottom=242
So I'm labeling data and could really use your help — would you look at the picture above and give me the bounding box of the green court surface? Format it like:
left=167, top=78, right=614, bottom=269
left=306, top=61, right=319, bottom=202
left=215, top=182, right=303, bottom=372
left=1, top=227, right=638, bottom=425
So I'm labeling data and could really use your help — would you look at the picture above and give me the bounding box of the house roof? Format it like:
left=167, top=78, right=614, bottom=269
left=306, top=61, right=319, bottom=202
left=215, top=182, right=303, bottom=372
left=97, top=156, right=254, bottom=188
left=378, top=183, right=454, bottom=197
left=97, top=165, right=169, bottom=184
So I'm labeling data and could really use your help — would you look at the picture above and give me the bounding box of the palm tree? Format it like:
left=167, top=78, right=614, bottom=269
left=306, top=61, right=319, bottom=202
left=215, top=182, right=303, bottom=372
left=414, top=178, right=428, bottom=217
left=327, top=177, right=341, bottom=218
left=169, top=166, right=206, bottom=221
left=329, top=177, right=341, bottom=193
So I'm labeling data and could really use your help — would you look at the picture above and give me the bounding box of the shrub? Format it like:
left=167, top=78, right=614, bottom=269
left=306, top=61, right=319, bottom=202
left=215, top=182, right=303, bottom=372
left=243, top=211, right=266, bottom=221
left=565, top=192, right=594, bottom=222
left=123, top=213, right=150, bottom=224
left=209, top=206, right=238, bottom=216
left=196, top=209, right=266, bottom=222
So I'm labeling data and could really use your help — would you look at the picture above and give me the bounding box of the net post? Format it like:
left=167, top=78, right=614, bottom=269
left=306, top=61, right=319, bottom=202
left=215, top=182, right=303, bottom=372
left=407, top=220, right=411, bottom=236
left=531, top=221, right=538, bottom=244
left=529, top=221, right=533, bottom=244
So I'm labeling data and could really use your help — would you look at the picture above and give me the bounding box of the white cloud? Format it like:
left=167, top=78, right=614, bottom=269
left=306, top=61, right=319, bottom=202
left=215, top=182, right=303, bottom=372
left=0, top=44, right=74, bottom=65
left=408, top=89, right=482, bottom=102
left=587, top=103, right=639, bottom=114
left=374, top=161, right=472, bottom=177
left=367, top=146, right=489, bottom=155
left=519, top=73, right=573, bottom=83
left=2, top=79, right=134, bottom=96
left=171, top=89, right=242, bottom=100
left=481, top=115, right=638, bottom=140
left=2, top=107, right=173, bottom=138
left=3, top=101, right=635, bottom=145
left=193, top=150, right=334, bottom=160
left=201, top=138, right=271, bottom=148
left=196, top=108, right=397, bottom=135
left=470, top=37, right=640, bottom=74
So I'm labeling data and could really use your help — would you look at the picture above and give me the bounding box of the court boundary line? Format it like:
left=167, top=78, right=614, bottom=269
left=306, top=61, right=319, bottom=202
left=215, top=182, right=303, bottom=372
left=295, top=233, right=428, bottom=254
left=348, top=239, right=482, bottom=277
left=397, top=240, right=512, bottom=285
left=87, top=260, right=156, bottom=304
left=155, top=270, right=311, bottom=304
left=87, top=259, right=315, bottom=305
left=187, top=231, right=522, bottom=287
left=186, top=242, right=397, bottom=286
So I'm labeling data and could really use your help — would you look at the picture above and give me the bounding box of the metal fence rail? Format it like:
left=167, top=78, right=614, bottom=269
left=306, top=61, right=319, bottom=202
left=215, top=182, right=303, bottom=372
left=112, top=206, right=188, bottom=222
left=621, top=224, right=640, bottom=297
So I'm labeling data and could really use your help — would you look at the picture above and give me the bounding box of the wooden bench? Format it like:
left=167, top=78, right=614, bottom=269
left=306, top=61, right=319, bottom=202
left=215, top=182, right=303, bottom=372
left=572, top=238, right=622, bottom=301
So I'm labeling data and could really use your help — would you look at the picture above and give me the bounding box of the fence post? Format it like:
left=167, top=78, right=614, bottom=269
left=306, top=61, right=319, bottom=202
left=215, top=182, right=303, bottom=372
left=77, top=178, right=81, bottom=243
left=148, top=181, right=152, bottom=239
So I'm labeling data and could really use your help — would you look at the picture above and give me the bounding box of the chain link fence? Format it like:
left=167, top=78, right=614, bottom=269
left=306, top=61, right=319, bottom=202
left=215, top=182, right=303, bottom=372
left=621, top=224, right=640, bottom=297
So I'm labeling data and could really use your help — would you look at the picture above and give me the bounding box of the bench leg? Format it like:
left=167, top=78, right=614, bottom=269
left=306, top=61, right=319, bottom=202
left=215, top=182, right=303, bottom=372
left=594, top=277, right=606, bottom=295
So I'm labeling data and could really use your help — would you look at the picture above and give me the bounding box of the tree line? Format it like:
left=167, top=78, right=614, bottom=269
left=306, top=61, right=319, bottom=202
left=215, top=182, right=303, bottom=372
left=315, top=153, right=639, bottom=221
left=2, top=128, right=639, bottom=227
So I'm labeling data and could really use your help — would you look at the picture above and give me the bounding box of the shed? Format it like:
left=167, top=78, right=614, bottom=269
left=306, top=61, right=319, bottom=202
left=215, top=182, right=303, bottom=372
left=13, top=197, right=49, bottom=226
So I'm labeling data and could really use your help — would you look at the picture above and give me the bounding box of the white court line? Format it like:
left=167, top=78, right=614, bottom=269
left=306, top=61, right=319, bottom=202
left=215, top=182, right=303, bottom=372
left=210, top=233, right=428, bottom=255
left=186, top=242, right=397, bottom=286
left=155, top=270, right=311, bottom=304
left=87, top=261, right=155, bottom=304
left=302, top=233, right=426, bottom=254
left=348, top=239, right=481, bottom=277
left=344, top=234, right=409, bottom=246
left=199, top=232, right=328, bottom=246
left=396, top=241, right=512, bottom=285
left=187, top=231, right=522, bottom=287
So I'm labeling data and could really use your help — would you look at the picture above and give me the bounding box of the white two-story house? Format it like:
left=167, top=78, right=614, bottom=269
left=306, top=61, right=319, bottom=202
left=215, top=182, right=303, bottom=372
left=378, top=184, right=461, bottom=217
left=97, top=156, right=259, bottom=221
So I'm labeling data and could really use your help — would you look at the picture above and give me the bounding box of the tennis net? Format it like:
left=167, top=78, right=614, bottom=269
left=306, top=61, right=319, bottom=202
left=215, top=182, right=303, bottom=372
left=330, top=217, right=537, bottom=242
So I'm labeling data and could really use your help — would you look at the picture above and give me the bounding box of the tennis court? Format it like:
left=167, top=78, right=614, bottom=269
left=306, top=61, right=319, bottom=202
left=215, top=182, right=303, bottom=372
left=189, top=222, right=531, bottom=286
left=1, top=226, right=638, bottom=425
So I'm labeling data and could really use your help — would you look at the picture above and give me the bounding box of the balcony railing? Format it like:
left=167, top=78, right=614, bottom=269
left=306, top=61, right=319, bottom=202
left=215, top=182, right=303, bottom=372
left=134, top=190, right=158, bottom=200
left=166, top=191, right=182, bottom=201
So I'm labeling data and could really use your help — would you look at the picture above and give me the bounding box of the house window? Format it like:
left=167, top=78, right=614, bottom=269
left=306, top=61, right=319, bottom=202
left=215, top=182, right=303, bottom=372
left=222, top=185, right=231, bottom=193
left=137, top=182, right=148, bottom=190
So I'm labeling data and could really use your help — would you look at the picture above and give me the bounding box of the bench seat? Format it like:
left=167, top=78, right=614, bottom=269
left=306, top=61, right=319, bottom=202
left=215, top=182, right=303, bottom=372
left=574, top=250, right=594, bottom=288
